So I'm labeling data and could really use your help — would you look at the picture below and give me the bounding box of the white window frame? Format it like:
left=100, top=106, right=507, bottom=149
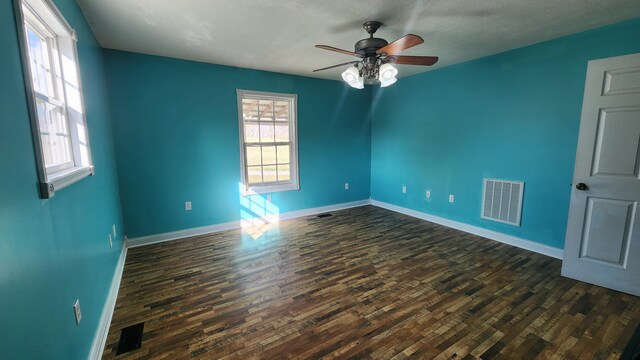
left=14, top=0, right=93, bottom=199
left=237, top=89, right=299, bottom=195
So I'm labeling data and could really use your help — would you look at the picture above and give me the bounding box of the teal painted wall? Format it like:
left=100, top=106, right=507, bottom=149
left=371, top=18, right=640, bottom=249
left=103, top=50, right=372, bottom=238
left=0, top=2, right=637, bottom=355
left=0, top=0, right=124, bottom=358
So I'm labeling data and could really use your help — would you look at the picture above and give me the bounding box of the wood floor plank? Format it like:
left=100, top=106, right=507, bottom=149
left=103, top=206, right=640, bottom=359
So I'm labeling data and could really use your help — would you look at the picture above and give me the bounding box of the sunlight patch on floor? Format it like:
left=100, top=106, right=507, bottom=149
left=239, top=183, right=279, bottom=240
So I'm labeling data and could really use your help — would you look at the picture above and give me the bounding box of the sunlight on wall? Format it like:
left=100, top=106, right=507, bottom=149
left=239, top=183, right=280, bottom=240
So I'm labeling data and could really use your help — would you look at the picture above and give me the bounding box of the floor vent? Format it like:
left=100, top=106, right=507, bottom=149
left=317, top=213, right=333, bottom=218
left=481, top=178, right=524, bottom=226
left=116, top=322, right=144, bottom=355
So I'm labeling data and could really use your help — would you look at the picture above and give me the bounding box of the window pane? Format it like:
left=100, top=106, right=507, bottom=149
left=36, top=99, right=48, bottom=127
left=262, top=145, right=276, bottom=165
left=244, top=124, right=260, bottom=143
left=41, top=134, right=53, bottom=166
left=239, top=92, right=296, bottom=191
left=246, top=146, right=261, bottom=166
left=26, top=26, right=53, bottom=96
left=36, top=99, right=72, bottom=169
left=259, top=100, right=273, bottom=120
left=242, top=98, right=258, bottom=121
left=263, top=165, right=277, bottom=183
left=274, top=101, right=288, bottom=122
left=247, top=166, right=262, bottom=185
left=275, top=124, right=289, bottom=142
left=259, top=123, right=275, bottom=143
left=50, top=107, right=72, bottom=166
left=276, top=145, right=290, bottom=164
left=277, top=165, right=290, bottom=182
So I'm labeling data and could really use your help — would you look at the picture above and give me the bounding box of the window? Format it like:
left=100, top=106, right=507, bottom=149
left=237, top=90, right=299, bottom=195
left=15, top=0, right=93, bottom=198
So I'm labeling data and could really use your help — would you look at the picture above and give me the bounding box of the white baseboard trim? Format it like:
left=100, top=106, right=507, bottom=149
left=88, top=243, right=128, bottom=360
left=278, top=199, right=370, bottom=221
left=126, top=199, right=371, bottom=248
left=127, top=220, right=241, bottom=248
left=370, top=199, right=563, bottom=260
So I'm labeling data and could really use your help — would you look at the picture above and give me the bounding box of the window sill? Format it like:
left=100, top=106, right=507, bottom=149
left=243, top=182, right=299, bottom=196
left=40, top=165, right=94, bottom=198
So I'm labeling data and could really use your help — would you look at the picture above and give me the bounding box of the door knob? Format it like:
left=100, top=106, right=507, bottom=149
left=576, top=183, right=588, bottom=191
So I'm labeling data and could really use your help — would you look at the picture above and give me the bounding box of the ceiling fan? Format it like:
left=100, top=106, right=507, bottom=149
left=314, top=21, right=439, bottom=88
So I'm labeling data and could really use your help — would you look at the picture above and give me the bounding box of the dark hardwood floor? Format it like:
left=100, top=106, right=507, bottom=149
left=103, top=205, right=640, bottom=359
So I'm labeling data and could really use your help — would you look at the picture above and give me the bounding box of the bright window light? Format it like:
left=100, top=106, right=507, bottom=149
left=16, top=0, right=93, bottom=198
left=237, top=90, right=300, bottom=195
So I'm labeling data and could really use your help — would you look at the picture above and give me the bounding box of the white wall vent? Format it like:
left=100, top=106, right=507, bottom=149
left=482, top=178, right=524, bottom=226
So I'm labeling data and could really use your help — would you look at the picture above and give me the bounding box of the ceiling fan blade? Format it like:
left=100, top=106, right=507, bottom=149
left=315, top=45, right=362, bottom=57
left=377, top=34, right=424, bottom=55
left=388, top=55, right=439, bottom=66
left=313, top=61, right=360, bottom=72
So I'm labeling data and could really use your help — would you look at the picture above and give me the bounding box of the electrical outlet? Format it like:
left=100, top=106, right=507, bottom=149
left=449, top=194, right=455, bottom=203
left=402, top=185, right=407, bottom=194
left=108, top=234, right=113, bottom=248
left=266, top=195, right=272, bottom=202
left=344, top=183, right=349, bottom=190
left=185, top=201, right=192, bottom=211
left=426, top=190, right=431, bottom=199
left=112, top=224, right=117, bottom=238
left=73, top=299, right=82, bottom=325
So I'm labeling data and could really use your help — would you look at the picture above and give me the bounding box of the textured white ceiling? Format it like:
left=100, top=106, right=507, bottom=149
left=76, top=0, right=640, bottom=81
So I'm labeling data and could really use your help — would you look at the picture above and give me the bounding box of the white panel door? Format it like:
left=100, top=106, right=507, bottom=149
left=562, top=53, right=640, bottom=296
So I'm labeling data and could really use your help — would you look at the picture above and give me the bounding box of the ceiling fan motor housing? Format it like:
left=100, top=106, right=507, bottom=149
left=355, top=38, right=388, bottom=57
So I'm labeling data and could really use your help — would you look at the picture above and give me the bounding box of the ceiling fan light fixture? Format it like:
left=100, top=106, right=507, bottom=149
left=342, top=66, right=364, bottom=89
left=380, top=76, right=397, bottom=87
left=378, top=63, right=398, bottom=87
